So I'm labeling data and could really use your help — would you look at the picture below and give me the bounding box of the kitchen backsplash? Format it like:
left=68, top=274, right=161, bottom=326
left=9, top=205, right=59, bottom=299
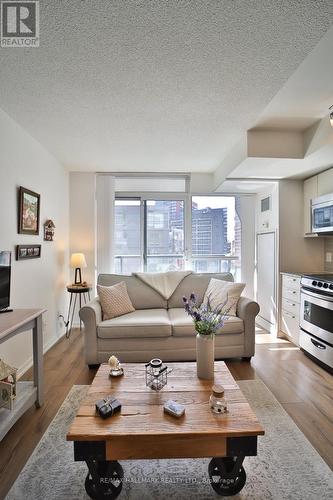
left=324, top=237, right=333, bottom=272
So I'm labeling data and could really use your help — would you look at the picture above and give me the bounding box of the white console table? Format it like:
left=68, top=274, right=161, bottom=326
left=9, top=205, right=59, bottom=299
left=0, top=309, right=46, bottom=441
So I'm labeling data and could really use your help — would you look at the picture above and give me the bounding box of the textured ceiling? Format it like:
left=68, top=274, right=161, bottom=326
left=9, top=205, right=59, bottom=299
left=1, top=0, right=333, bottom=172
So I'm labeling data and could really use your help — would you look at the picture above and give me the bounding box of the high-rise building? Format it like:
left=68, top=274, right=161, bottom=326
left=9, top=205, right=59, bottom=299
left=192, top=207, right=230, bottom=255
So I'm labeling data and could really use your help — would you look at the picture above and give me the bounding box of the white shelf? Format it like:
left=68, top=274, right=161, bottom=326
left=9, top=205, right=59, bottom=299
left=0, top=381, right=37, bottom=441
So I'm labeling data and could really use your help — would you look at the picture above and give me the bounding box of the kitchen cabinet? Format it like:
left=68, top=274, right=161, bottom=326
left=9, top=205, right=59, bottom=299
left=303, top=176, right=318, bottom=236
left=317, top=169, right=333, bottom=196
left=280, top=273, right=301, bottom=345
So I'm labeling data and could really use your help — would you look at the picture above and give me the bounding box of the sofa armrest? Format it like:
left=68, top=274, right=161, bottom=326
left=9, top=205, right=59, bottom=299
left=79, top=297, right=102, bottom=365
left=236, top=297, right=260, bottom=357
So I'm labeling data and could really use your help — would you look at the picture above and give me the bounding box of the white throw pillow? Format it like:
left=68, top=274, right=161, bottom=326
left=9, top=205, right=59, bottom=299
left=97, top=282, right=135, bottom=320
left=203, top=279, right=245, bottom=317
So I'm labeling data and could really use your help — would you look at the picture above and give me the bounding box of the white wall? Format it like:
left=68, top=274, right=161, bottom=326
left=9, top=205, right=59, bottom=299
left=0, top=109, right=69, bottom=375
left=279, top=179, right=324, bottom=273
left=256, top=184, right=279, bottom=232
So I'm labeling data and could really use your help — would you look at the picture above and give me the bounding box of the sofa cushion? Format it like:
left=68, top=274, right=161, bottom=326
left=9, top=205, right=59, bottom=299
left=97, top=309, right=171, bottom=339
left=167, top=273, right=234, bottom=309
left=98, top=274, right=167, bottom=309
left=203, top=279, right=245, bottom=316
left=168, top=308, right=244, bottom=337
left=97, top=282, right=135, bottom=320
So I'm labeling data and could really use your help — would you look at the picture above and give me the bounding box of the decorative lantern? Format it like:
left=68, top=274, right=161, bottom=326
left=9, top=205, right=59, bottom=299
left=44, top=219, right=55, bottom=241
left=145, top=358, right=168, bottom=391
left=0, top=359, right=18, bottom=410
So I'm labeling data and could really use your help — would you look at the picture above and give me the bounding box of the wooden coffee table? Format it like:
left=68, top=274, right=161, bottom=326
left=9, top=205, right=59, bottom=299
left=67, top=362, right=264, bottom=498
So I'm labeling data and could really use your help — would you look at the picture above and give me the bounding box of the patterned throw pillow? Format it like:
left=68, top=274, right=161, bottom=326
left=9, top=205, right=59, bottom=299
left=97, top=282, right=135, bottom=320
left=203, top=278, right=245, bottom=317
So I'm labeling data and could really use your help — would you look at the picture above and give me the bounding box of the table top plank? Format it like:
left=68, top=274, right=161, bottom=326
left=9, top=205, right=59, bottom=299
left=67, top=362, right=264, bottom=442
left=0, top=309, right=46, bottom=341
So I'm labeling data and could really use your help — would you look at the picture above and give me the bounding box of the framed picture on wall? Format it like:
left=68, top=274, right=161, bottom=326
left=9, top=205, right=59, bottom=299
left=18, top=187, right=40, bottom=235
left=16, top=245, right=41, bottom=260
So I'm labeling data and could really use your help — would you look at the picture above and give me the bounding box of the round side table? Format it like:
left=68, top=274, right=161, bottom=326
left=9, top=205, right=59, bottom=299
left=66, top=285, right=92, bottom=338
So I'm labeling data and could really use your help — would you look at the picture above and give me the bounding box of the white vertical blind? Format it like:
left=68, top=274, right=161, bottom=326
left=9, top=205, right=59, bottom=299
left=96, top=174, right=115, bottom=275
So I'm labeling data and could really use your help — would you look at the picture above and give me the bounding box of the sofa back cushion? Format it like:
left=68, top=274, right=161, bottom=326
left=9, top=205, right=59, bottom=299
left=167, top=272, right=234, bottom=309
left=98, top=274, right=167, bottom=309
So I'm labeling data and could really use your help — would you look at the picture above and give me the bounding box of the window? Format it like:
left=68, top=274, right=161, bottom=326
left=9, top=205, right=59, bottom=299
left=146, top=200, right=185, bottom=272
left=114, top=198, right=185, bottom=273
left=114, top=200, right=141, bottom=274
left=191, top=196, right=240, bottom=279
left=113, top=193, right=240, bottom=278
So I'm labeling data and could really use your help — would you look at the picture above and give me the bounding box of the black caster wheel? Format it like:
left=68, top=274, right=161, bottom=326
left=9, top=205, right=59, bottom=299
left=85, top=461, right=123, bottom=499
left=208, top=457, right=246, bottom=496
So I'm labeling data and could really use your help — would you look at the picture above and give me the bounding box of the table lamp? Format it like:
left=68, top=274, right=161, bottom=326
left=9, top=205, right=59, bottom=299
left=70, top=253, right=87, bottom=285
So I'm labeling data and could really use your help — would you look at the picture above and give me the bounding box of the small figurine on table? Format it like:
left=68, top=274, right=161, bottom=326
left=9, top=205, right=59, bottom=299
left=108, top=355, right=124, bottom=377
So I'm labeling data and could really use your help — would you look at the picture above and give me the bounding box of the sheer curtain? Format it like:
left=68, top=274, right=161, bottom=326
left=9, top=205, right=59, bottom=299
left=96, top=174, right=115, bottom=275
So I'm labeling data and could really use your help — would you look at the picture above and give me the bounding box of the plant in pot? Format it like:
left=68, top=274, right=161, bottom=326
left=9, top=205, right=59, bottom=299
left=183, top=293, right=232, bottom=380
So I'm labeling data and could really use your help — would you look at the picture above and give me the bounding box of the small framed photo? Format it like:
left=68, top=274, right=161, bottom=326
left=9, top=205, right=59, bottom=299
left=18, top=187, right=40, bottom=235
left=0, top=381, right=14, bottom=410
left=16, top=244, right=41, bottom=260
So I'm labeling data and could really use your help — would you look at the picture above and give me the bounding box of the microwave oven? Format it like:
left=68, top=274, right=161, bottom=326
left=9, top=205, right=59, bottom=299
left=312, top=193, right=333, bottom=233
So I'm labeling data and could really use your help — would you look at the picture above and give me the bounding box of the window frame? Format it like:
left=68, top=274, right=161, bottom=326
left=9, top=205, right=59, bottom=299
left=114, top=189, right=240, bottom=275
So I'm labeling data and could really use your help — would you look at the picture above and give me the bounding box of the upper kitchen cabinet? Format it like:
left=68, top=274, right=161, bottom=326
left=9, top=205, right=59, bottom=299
left=303, top=168, right=333, bottom=236
left=317, top=168, right=333, bottom=196
left=303, top=176, right=318, bottom=236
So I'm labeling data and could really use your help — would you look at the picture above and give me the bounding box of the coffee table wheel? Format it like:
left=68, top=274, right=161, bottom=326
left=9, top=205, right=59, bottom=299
left=85, top=460, right=123, bottom=499
left=208, top=457, right=246, bottom=496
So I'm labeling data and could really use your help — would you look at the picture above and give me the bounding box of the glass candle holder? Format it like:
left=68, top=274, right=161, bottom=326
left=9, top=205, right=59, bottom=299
left=209, top=384, right=227, bottom=414
left=145, top=358, right=168, bottom=391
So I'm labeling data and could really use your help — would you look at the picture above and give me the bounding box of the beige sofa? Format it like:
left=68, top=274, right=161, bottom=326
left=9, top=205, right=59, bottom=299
left=80, top=272, right=260, bottom=366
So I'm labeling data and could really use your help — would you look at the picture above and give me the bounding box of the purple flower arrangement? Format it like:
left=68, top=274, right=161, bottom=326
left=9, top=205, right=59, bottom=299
left=183, top=292, right=232, bottom=336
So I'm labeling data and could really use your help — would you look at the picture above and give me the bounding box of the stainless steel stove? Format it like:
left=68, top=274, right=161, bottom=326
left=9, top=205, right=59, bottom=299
left=300, top=273, right=333, bottom=372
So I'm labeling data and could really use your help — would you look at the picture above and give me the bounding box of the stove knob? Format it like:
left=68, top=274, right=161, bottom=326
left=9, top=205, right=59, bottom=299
left=330, top=284, right=333, bottom=290
left=317, top=282, right=323, bottom=287
left=323, top=283, right=329, bottom=289
left=312, top=280, right=318, bottom=286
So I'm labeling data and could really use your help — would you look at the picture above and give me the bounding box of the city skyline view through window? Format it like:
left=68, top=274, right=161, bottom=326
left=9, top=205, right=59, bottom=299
left=114, top=196, right=240, bottom=277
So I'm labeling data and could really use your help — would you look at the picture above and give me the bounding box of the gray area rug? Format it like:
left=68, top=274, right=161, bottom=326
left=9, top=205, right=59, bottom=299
left=6, top=381, right=333, bottom=500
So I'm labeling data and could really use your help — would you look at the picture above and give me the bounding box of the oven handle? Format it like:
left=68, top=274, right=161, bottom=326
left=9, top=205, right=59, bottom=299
left=301, top=288, right=333, bottom=302
left=311, top=338, right=326, bottom=350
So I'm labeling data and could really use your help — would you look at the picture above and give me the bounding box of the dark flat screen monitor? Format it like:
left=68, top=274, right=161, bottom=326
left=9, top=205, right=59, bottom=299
left=0, top=251, right=11, bottom=311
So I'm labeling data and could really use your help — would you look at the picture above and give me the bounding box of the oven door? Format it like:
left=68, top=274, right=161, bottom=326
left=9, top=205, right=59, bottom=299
left=300, top=289, right=333, bottom=345
left=312, top=200, right=333, bottom=233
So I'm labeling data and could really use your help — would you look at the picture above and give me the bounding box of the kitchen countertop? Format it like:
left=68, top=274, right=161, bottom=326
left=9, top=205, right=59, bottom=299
left=281, top=271, right=303, bottom=276
left=280, top=271, right=322, bottom=276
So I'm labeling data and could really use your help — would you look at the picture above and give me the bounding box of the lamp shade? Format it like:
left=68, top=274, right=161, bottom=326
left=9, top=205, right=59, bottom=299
left=70, top=253, right=87, bottom=269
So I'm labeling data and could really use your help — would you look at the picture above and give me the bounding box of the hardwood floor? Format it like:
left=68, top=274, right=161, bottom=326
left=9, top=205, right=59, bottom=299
left=0, top=330, right=332, bottom=499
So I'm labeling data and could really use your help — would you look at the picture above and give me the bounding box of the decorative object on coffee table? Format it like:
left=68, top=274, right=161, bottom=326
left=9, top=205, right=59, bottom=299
left=210, top=384, right=227, bottom=414
left=183, top=293, right=232, bottom=379
left=145, top=358, right=168, bottom=391
left=108, top=355, right=124, bottom=377
left=95, top=396, right=122, bottom=419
